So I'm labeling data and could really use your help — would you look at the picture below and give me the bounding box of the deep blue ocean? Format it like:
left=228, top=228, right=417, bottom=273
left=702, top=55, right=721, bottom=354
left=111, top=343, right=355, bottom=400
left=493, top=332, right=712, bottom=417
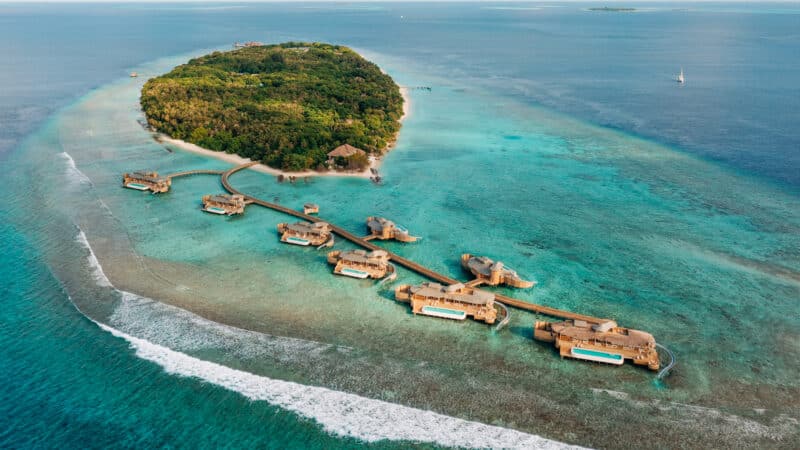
left=1, top=3, right=798, bottom=449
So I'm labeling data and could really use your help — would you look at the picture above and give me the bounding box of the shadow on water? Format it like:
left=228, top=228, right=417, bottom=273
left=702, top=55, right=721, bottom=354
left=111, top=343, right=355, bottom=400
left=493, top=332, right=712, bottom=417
left=508, top=324, right=534, bottom=340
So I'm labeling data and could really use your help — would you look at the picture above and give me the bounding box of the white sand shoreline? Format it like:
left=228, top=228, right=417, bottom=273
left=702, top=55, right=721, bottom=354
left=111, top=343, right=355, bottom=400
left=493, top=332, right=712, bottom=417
left=156, top=87, right=411, bottom=180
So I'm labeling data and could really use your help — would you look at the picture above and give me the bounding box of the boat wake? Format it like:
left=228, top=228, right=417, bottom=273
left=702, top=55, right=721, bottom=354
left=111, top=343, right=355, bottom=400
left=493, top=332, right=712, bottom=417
left=74, top=229, right=578, bottom=449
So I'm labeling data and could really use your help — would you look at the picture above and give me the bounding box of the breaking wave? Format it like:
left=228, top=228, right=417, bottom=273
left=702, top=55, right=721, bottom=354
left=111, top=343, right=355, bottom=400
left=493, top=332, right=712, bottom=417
left=75, top=230, right=112, bottom=287
left=59, top=152, right=93, bottom=186
left=75, top=229, right=578, bottom=449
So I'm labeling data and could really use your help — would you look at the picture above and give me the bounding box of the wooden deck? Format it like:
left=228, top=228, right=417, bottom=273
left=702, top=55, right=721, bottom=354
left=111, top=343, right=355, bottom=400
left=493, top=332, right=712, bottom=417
left=220, top=162, right=609, bottom=324
left=167, top=169, right=224, bottom=179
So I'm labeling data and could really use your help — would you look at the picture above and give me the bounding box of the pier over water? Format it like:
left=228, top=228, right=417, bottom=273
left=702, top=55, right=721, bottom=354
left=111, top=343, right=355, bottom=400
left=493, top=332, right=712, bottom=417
left=219, top=162, right=609, bottom=324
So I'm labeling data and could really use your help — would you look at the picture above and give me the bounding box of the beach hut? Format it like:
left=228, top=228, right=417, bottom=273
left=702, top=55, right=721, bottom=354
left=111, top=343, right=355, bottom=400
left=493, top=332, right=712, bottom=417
left=327, top=144, right=368, bottom=170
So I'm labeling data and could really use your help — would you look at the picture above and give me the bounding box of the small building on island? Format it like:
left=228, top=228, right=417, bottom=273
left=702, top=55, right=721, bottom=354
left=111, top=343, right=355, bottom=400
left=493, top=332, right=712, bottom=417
left=461, top=254, right=536, bottom=288
left=278, top=221, right=333, bottom=247
left=364, top=216, right=418, bottom=243
left=122, top=170, right=171, bottom=193
left=533, top=320, right=660, bottom=370
left=327, top=249, right=395, bottom=280
left=395, top=282, right=497, bottom=324
left=327, top=144, right=368, bottom=171
left=233, top=41, right=264, bottom=49
left=201, top=194, right=246, bottom=215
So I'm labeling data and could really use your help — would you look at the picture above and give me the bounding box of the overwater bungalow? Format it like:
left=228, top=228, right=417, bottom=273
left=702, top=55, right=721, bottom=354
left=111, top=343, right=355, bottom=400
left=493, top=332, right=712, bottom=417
left=461, top=254, right=535, bottom=288
left=327, top=249, right=395, bottom=280
left=395, top=282, right=497, bottom=324
left=277, top=221, right=333, bottom=247
left=303, top=203, right=319, bottom=215
left=201, top=194, right=246, bottom=215
left=364, top=216, right=418, bottom=242
left=534, top=320, right=660, bottom=370
left=122, top=170, right=171, bottom=193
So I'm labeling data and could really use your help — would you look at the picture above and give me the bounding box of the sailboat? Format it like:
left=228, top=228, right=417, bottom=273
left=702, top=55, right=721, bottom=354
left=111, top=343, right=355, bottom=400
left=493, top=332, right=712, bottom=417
left=676, top=67, right=685, bottom=84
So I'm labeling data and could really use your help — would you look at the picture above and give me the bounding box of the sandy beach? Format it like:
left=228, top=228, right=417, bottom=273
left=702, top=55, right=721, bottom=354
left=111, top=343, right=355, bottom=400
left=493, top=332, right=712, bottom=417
left=157, top=87, right=411, bottom=180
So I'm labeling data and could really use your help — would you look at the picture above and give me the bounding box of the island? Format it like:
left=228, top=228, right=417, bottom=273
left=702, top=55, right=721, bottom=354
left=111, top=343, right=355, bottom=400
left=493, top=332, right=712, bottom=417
left=140, top=42, right=404, bottom=173
left=588, top=7, right=637, bottom=12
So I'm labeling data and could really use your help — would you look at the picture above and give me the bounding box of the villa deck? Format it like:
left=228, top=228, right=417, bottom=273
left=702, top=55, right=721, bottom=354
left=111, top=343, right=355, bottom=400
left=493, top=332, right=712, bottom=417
left=534, top=320, right=660, bottom=371
left=202, top=194, right=246, bottom=215
left=278, top=221, right=333, bottom=247
left=395, top=282, right=498, bottom=324
left=364, top=216, right=418, bottom=243
left=327, top=249, right=395, bottom=280
left=461, top=254, right=536, bottom=288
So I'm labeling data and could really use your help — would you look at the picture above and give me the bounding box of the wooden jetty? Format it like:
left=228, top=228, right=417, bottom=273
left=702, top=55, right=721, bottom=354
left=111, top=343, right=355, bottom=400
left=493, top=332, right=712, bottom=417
left=327, top=249, right=395, bottom=280
left=395, top=282, right=497, bottom=324
left=220, top=162, right=611, bottom=324
left=364, top=216, right=419, bottom=243
left=534, top=320, right=660, bottom=371
left=126, top=161, right=667, bottom=371
left=167, top=169, right=223, bottom=179
left=202, top=194, right=246, bottom=215
left=461, top=254, right=536, bottom=288
left=122, top=169, right=223, bottom=194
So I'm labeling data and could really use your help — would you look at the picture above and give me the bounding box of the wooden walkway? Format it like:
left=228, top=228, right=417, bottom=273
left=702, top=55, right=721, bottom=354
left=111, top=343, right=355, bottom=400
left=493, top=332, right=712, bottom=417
left=167, top=169, right=224, bottom=179
left=220, top=162, right=608, bottom=324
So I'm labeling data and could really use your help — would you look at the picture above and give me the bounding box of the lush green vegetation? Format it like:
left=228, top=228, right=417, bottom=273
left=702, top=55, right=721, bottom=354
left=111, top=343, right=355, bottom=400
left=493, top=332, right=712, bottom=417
left=141, top=42, right=403, bottom=171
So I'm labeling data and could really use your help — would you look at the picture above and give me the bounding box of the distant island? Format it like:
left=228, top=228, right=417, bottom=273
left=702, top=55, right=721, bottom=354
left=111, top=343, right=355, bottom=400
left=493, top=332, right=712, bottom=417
left=589, top=7, right=637, bottom=12
left=141, top=42, right=404, bottom=172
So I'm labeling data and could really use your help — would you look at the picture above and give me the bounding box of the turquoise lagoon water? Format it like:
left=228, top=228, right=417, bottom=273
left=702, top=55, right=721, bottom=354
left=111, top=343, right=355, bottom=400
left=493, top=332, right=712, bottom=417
left=2, top=3, right=799, bottom=449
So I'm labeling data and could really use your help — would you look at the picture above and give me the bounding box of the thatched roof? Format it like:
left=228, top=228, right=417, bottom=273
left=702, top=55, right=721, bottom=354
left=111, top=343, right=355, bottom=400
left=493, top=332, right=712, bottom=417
left=408, top=282, right=495, bottom=306
left=286, top=221, right=331, bottom=236
left=206, top=194, right=244, bottom=206
left=328, top=144, right=366, bottom=158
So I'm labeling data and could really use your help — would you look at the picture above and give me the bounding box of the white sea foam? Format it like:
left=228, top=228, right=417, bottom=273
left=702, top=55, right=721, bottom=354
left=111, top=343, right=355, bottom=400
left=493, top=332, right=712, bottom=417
left=75, top=230, right=112, bottom=287
left=59, top=152, right=93, bottom=186
left=75, top=230, right=577, bottom=448
left=96, top=320, right=579, bottom=448
left=110, top=291, right=349, bottom=361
